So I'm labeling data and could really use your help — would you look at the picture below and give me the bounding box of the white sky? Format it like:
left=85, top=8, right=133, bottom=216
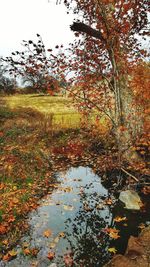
left=0, top=0, right=75, bottom=57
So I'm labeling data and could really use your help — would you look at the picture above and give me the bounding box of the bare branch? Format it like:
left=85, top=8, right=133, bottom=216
left=70, top=22, right=106, bottom=43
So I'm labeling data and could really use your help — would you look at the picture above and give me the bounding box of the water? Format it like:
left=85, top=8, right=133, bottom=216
left=1, top=166, right=150, bottom=267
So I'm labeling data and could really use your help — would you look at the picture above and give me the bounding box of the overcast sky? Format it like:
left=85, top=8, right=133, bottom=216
left=0, top=0, right=75, bottom=57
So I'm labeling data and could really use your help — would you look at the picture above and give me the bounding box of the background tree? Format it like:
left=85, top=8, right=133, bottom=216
left=2, top=34, right=65, bottom=94
left=0, top=64, right=16, bottom=94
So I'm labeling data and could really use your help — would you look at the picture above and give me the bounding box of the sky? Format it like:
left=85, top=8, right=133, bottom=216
left=0, top=0, right=75, bottom=57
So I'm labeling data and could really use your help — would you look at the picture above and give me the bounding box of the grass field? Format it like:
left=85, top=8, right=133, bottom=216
left=1, top=94, right=83, bottom=129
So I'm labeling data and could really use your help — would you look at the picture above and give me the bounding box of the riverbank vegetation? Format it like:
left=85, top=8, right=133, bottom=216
left=0, top=0, right=149, bottom=265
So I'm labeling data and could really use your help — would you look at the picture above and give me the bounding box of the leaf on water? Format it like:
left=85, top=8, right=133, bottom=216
left=59, top=232, right=65, bottom=238
left=96, top=203, right=104, bottom=209
left=22, top=242, right=30, bottom=248
left=105, top=198, right=113, bottom=205
left=47, top=251, right=55, bottom=260
left=2, top=253, right=11, bottom=261
left=108, top=247, right=117, bottom=254
left=49, top=242, right=56, bottom=248
left=23, top=248, right=31, bottom=255
left=43, top=229, right=52, bottom=238
left=30, top=248, right=39, bottom=256
left=8, top=249, right=17, bottom=257
left=63, top=253, right=74, bottom=266
left=63, top=205, right=74, bottom=211
left=54, top=236, right=59, bottom=243
left=114, top=216, right=127, bottom=222
left=104, top=228, right=120, bottom=239
left=109, top=232, right=120, bottom=239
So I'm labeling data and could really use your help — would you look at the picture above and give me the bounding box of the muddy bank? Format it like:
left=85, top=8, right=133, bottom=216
left=104, top=226, right=150, bottom=267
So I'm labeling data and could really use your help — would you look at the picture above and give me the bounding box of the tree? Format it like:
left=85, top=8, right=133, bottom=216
left=2, top=34, right=64, bottom=94
left=60, top=0, right=149, bottom=163
left=0, top=65, right=16, bottom=94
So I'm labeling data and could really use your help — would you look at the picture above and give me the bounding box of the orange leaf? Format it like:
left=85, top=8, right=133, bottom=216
left=23, top=248, right=31, bottom=255
left=3, top=253, right=11, bottom=261
left=43, top=229, right=52, bottom=238
left=8, top=215, right=15, bottom=223
left=47, top=251, right=55, bottom=260
left=0, top=225, right=7, bottom=235
left=114, top=216, right=127, bottom=222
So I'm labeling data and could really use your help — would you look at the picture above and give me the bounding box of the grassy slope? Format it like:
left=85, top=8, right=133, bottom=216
left=2, top=94, right=82, bottom=129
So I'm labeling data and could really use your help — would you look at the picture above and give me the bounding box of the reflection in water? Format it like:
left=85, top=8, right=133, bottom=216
left=1, top=167, right=150, bottom=267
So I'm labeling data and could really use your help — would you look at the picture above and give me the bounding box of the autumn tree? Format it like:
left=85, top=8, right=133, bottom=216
left=59, top=0, right=150, bottom=162
left=2, top=34, right=63, bottom=94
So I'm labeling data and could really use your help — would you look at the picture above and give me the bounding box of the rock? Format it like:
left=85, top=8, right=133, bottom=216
left=104, top=226, right=150, bottom=267
left=119, top=190, right=142, bottom=210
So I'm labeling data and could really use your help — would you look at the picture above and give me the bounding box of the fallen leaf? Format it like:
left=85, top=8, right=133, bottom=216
left=49, top=242, right=56, bottom=248
left=8, top=215, right=15, bottom=223
left=23, top=248, right=31, bottom=255
left=64, top=253, right=73, bottom=266
left=2, top=253, right=11, bottom=261
left=104, top=228, right=120, bottom=239
left=138, top=223, right=145, bottom=229
left=30, top=248, right=39, bottom=256
left=105, top=198, right=113, bottom=205
left=63, top=205, right=74, bottom=211
left=2, top=239, right=9, bottom=246
left=22, top=242, right=30, bottom=248
left=59, top=232, right=65, bottom=238
left=43, top=229, right=52, bottom=238
left=109, top=232, right=120, bottom=239
left=108, top=247, right=117, bottom=254
left=54, top=236, right=59, bottom=243
left=114, top=216, right=127, bottom=222
left=8, top=249, right=17, bottom=257
left=0, top=183, right=5, bottom=190
left=47, top=251, right=55, bottom=260
left=0, top=225, right=7, bottom=234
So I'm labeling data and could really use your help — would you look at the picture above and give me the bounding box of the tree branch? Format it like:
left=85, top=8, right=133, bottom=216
left=70, top=22, right=106, bottom=43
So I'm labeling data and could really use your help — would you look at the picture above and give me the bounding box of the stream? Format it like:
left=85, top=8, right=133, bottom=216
left=1, top=166, right=150, bottom=267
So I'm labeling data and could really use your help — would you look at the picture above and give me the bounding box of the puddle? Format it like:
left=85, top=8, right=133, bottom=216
left=1, top=166, right=150, bottom=267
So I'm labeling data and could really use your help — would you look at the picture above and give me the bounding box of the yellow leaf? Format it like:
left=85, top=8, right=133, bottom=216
left=63, top=205, right=74, bottom=211
left=109, top=232, right=120, bottom=239
left=108, top=247, right=117, bottom=254
left=2, top=239, right=9, bottom=246
left=49, top=242, right=56, bottom=248
left=114, top=216, right=127, bottom=222
left=54, top=236, right=59, bottom=243
left=8, top=249, right=17, bottom=257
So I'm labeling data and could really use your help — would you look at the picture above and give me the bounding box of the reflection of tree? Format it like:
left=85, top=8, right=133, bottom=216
left=64, top=187, right=113, bottom=267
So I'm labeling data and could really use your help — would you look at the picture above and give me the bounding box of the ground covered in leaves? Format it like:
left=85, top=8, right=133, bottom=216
left=0, top=97, right=149, bottom=264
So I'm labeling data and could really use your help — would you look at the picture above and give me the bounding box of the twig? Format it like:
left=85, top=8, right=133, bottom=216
left=121, top=168, right=139, bottom=182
